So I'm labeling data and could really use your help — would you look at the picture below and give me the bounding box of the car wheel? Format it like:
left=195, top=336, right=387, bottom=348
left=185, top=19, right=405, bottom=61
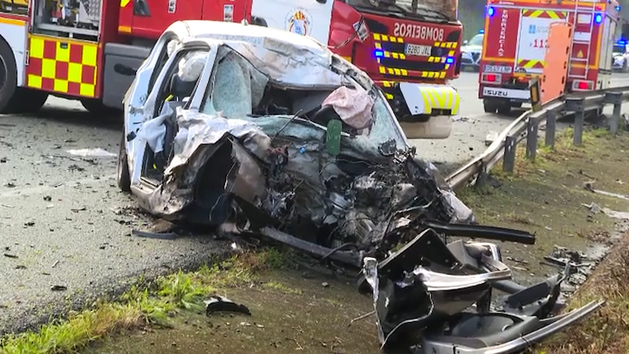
left=497, top=101, right=512, bottom=115
left=81, top=98, right=121, bottom=119
left=0, top=38, right=20, bottom=114
left=483, top=99, right=498, bottom=113
left=117, top=130, right=131, bottom=192
left=11, top=88, right=49, bottom=114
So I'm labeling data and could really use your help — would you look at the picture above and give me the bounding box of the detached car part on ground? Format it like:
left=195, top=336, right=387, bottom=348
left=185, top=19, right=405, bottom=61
left=116, top=21, right=604, bottom=353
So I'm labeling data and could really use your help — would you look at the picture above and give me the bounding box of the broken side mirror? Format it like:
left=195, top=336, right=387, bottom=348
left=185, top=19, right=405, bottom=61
left=114, top=64, right=138, bottom=77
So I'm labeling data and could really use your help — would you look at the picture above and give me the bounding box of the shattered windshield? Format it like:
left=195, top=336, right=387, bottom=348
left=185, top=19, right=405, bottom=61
left=346, top=0, right=457, bottom=22
left=200, top=45, right=407, bottom=153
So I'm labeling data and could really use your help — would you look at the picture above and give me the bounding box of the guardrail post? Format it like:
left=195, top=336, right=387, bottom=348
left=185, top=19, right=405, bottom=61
left=565, top=97, right=585, bottom=146
left=526, top=117, right=539, bottom=161
left=529, top=78, right=542, bottom=112
left=545, top=110, right=556, bottom=149
left=503, top=135, right=516, bottom=173
left=475, top=163, right=488, bottom=188
left=604, top=92, right=622, bottom=134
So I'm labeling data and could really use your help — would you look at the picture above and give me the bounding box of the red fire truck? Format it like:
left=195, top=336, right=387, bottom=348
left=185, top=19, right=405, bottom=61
left=478, top=0, right=620, bottom=115
left=0, top=1, right=463, bottom=139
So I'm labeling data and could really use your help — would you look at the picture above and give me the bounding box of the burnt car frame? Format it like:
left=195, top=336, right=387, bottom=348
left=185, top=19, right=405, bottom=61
left=115, top=20, right=603, bottom=353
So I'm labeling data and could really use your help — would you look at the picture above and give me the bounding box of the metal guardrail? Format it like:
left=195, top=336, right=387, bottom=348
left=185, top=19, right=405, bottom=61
left=445, top=85, right=629, bottom=190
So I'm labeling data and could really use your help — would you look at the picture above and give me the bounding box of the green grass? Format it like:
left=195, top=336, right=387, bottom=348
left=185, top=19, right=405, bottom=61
left=0, top=248, right=291, bottom=354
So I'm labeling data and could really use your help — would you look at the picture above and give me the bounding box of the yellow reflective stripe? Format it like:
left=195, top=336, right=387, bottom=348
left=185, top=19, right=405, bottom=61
left=121, top=0, right=131, bottom=7
left=373, top=33, right=404, bottom=43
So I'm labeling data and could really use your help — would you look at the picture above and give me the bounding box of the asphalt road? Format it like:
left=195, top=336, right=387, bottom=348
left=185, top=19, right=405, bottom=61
left=1, top=72, right=628, bottom=335
left=0, top=102, right=228, bottom=335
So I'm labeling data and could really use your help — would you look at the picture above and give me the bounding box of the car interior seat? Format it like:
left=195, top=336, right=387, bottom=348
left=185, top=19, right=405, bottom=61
left=159, top=73, right=199, bottom=171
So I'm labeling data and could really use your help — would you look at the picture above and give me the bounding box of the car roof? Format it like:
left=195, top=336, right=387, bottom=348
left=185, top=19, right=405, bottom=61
left=165, top=20, right=332, bottom=59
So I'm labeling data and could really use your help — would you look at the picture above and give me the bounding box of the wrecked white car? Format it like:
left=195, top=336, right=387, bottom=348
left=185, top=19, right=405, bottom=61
left=115, top=21, right=603, bottom=353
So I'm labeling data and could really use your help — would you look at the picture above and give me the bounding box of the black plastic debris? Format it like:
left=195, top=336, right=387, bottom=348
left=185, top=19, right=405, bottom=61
left=51, top=285, right=67, bottom=291
left=205, top=295, right=251, bottom=317
left=131, top=229, right=178, bottom=240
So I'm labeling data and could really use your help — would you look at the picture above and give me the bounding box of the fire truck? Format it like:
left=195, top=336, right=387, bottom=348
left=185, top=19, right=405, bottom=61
left=478, top=0, right=621, bottom=115
left=0, top=1, right=462, bottom=139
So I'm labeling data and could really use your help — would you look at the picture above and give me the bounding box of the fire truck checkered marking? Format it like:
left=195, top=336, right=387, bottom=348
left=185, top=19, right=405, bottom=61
left=434, top=42, right=458, bottom=49
left=26, top=36, right=98, bottom=98
left=521, top=10, right=567, bottom=19
left=373, top=33, right=404, bottom=43
left=120, top=0, right=131, bottom=7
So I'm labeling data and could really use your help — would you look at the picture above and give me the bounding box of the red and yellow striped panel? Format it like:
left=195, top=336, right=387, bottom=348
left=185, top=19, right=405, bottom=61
left=518, top=59, right=544, bottom=69
left=517, top=59, right=545, bottom=69
left=522, top=10, right=567, bottom=19
left=26, top=36, right=99, bottom=98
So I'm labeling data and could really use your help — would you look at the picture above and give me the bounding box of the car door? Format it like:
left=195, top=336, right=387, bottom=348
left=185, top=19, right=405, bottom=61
left=250, top=0, right=334, bottom=45
left=135, top=43, right=214, bottom=184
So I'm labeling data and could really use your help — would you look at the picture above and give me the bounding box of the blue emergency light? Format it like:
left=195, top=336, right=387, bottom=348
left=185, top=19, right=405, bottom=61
left=487, top=6, right=495, bottom=16
left=618, top=39, right=627, bottom=45
left=479, top=29, right=485, bottom=34
left=595, top=13, right=603, bottom=23
left=446, top=57, right=455, bottom=64
left=374, top=49, right=384, bottom=58
left=616, top=5, right=621, bottom=11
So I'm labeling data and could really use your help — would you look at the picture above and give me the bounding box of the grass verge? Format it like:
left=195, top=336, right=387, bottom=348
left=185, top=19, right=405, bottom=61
left=0, top=248, right=291, bottom=354
left=458, top=126, right=629, bottom=353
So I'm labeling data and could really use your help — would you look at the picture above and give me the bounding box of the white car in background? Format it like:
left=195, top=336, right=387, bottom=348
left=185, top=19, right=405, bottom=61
left=461, top=32, right=484, bottom=72
left=612, top=40, right=629, bottom=72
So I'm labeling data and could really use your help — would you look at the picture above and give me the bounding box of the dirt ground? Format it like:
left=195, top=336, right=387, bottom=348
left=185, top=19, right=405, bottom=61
left=14, top=128, right=628, bottom=354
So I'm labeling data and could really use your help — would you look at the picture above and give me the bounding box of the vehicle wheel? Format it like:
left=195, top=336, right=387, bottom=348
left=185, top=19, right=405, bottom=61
left=483, top=99, right=498, bottom=113
left=117, top=130, right=131, bottom=192
left=81, top=98, right=121, bottom=118
left=497, top=101, right=511, bottom=115
left=0, top=38, right=20, bottom=114
left=11, top=88, right=49, bottom=113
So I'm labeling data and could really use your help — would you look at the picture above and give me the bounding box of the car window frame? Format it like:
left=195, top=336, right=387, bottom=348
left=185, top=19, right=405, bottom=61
left=144, top=42, right=212, bottom=119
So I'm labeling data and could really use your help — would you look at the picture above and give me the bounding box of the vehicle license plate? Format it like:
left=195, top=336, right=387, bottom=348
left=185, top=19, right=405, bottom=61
left=484, top=65, right=512, bottom=73
left=405, top=44, right=432, bottom=57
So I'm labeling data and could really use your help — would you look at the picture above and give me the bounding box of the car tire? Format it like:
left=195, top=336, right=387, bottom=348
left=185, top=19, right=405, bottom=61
left=11, top=88, right=49, bottom=114
left=497, top=101, right=511, bottom=115
left=483, top=99, right=498, bottom=113
left=117, top=130, right=131, bottom=193
left=81, top=98, right=121, bottom=119
left=0, top=38, right=21, bottom=114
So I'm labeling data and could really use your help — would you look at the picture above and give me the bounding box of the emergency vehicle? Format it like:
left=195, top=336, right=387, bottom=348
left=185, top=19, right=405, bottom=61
left=0, top=0, right=463, bottom=139
left=478, top=0, right=620, bottom=115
